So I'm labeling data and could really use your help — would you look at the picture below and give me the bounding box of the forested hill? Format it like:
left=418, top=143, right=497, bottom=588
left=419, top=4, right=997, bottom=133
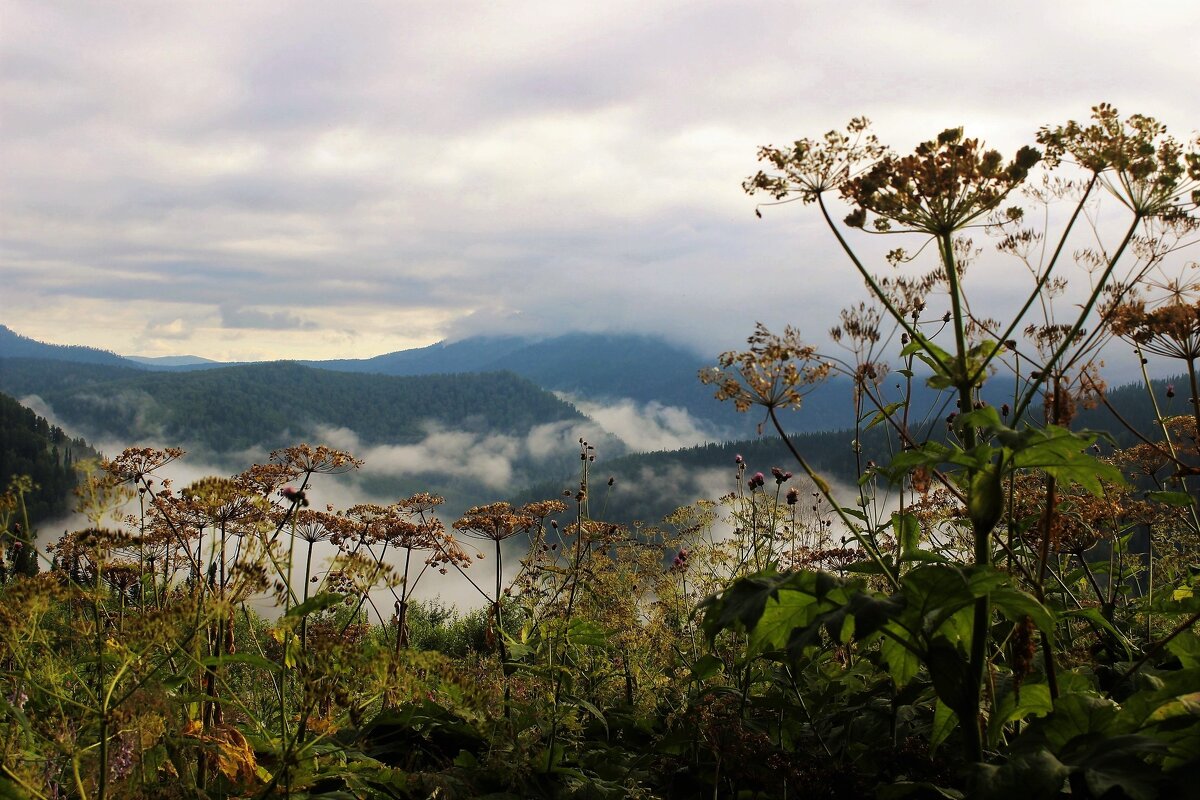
left=0, top=324, right=140, bottom=368
left=508, top=376, right=1182, bottom=528
left=0, top=358, right=598, bottom=456
left=0, top=392, right=98, bottom=525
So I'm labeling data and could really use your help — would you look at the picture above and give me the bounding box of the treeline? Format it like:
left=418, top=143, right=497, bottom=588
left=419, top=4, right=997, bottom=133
left=0, top=358, right=595, bottom=456
left=0, top=392, right=97, bottom=524
left=509, top=375, right=1183, bottom=527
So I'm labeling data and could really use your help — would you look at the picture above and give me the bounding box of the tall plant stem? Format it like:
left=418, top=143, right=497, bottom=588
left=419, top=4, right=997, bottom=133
left=767, top=407, right=897, bottom=588
left=939, top=231, right=989, bottom=762
left=1013, top=215, right=1142, bottom=422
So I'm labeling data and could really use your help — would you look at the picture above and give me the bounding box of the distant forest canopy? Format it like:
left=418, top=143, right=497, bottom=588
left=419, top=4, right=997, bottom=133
left=0, top=323, right=133, bottom=368
left=0, top=357, right=594, bottom=455
left=509, top=375, right=1184, bottom=527
left=0, top=391, right=98, bottom=525
left=0, top=323, right=1187, bottom=529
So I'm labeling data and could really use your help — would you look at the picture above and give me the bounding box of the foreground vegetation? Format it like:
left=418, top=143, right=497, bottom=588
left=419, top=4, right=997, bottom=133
left=3, top=104, right=1200, bottom=798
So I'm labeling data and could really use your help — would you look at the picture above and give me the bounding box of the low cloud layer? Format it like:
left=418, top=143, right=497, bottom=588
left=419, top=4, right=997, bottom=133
left=560, top=394, right=726, bottom=453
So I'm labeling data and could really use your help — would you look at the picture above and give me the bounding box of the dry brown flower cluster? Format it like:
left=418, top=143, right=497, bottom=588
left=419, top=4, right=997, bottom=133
left=1110, top=298, right=1200, bottom=360
left=700, top=323, right=831, bottom=413
left=841, top=127, right=1040, bottom=234
left=270, top=444, right=363, bottom=475
left=1037, top=103, right=1200, bottom=218
left=744, top=117, right=887, bottom=204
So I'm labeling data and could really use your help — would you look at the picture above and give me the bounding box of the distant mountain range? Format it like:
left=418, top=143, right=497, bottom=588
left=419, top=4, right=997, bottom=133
left=0, top=323, right=863, bottom=435
left=0, top=323, right=1177, bottom=526
left=0, top=324, right=132, bottom=368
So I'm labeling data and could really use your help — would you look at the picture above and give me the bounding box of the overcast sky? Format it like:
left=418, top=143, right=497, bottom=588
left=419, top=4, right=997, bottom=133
left=2, top=0, right=1197, bottom=363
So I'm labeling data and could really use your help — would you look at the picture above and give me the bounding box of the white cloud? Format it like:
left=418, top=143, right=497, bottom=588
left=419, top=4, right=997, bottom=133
left=561, top=394, right=725, bottom=452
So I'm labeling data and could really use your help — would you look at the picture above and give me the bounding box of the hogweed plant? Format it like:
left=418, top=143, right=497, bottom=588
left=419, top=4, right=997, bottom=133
left=697, top=103, right=1200, bottom=794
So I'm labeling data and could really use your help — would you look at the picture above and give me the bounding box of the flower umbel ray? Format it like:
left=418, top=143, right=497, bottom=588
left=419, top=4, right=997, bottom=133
left=700, top=323, right=831, bottom=413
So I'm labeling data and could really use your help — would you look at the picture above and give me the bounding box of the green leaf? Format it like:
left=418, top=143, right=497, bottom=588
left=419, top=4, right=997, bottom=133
left=1062, top=607, right=1136, bottom=659
left=750, top=588, right=819, bottom=654
left=566, top=619, right=612, bottom=648
left=566, top=693, right=608, bottom=734
left=1167, top=631, right=1200, bottom=668
left=1146, top=490, right=1195, bottom=507
left=865, top=401, right=907, bottom=432
left=689, top=654, right=725, bottom=682
left=927, top=638, right=973, bottom=718
left=972, top=749, right=1072, bottom=800
left=700, top=570, right=790, bottom=639
left=989, top=587, right=1056, bottom=633
left=929, top=698, right=958, bottom=755
left=200, top=652, right=283, bottom=673
left=284, top=592, right=346, bottom=619
left=895, top=512, right=920, bottom=559
left=284, top=635, right=301, bottom=669
left=1004, top=425, right=1125, bottom=495
left=880, top=631, right=920, bottom=688
left=968, top=465, right=1004, bottom=535
left=1038, top=693, right=1120, bottom=752
left=988, top=681, right=1053, bottom=747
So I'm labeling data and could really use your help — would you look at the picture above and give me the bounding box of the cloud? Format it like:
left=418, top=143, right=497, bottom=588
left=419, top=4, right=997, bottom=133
left=219, top=303, right=318, bottom=331
left=311, top=416, right=617, bottom=492
left=560, top=394, right=725, bottom=452
left=142, top=316, right=195, bottom=341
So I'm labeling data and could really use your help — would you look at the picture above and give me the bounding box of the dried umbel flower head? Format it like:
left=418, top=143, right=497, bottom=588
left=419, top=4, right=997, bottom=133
left=270, top=444, right=362, bottom=475
left=700, top=323, right=831, bottom=413
left=345, top=504, right=468, bottom=571
left=394, top=492, right=445, bottom=516
left=842, top=126, right=1040, bottom=235
left=453, top=502, right=536, bottom=542
left=744, top=117, right=887, bottom=204
left=183, top=476, right=264, bottom=527
left=103, top=447, right=186, bottom=484
left=1038, top=103, right=1200, bottom=218
left=237, top=462, right=300, bottom=495
left=520, top=499, right=568, bottom=521
left=289, top=509, right=351, bottom=544
left=1110, top=298, right=1200, bottom=360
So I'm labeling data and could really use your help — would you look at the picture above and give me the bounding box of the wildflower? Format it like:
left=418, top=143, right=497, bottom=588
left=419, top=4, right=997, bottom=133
left=270, top=444, right=362, bottom=475
left=735, top=454, right=744, bottom=464
left=453, top=502, right=537, bottom=543
left=1168, top=383, right=1177, bottom=398
left=744, top=117, right=887, bottom=204
left=700, top=324, right=831, bottom=413
left=1111, top=299, right=1200, bottom=361
left=842, top=126, right=1039, bottom=234
left=786, top=488, right=799, bottom=505
left=1038, top=103, right=1200, bottom=219
left=103, top=447, right=185, bottom=484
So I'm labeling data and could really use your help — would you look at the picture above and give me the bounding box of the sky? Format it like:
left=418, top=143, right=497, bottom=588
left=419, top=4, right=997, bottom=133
left=2, top=0, right=1198, bottom=363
